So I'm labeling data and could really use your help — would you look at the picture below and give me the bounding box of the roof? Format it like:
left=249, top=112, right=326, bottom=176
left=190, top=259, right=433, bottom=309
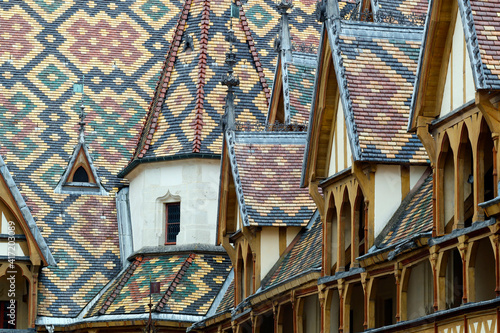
left=87, top=249, right=232, bottom=318
left=0, top=1, right=178, bottom=317
left=288, top=58, right=317, bottom=124
left=374, top=171, right=433, bottom=250
left=260, top=211, right=322, bottom=290
left=459, top=0, right=500, bottom=89
left=376, top=0, right=429, bottom=18
left=0, top=156, right=55, bottom=266
left=338, top=23, right=428, bottom=163
left=129, top=0, right=272, bottom=164
left=227, top=131, right=316, bottom=227
left=242, top=0, right=322, bottom=86
left=216, top=279, right=235, bottom=313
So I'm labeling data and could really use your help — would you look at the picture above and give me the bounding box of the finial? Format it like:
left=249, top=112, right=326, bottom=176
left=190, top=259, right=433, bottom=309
left=78, top=104, right=86, bottom=142
left=221, top=3, right=240, bottom=132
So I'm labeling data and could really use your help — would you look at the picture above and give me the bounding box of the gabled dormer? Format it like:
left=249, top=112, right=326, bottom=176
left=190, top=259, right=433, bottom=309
left=218, top=131, right=316, bottom=304
left=266, top=0, right=320, bottom=128
left=55, top=105, right=107, bottom=196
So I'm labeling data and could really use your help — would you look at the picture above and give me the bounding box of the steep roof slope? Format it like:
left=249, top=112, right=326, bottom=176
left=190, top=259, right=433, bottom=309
left=226, top=131, right=316, bottom=227
left=0, top=1, right=186, bottom=317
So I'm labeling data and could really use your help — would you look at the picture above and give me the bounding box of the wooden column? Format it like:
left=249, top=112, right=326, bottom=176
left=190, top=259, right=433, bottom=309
left=338, top=280, right=345, bottom=333
left=394, top=264, right=402, bottom=323
left=351, top=201, right=360, bottom=268
left=337, top=207, right=345, bottom=273
left=429, top=247, right=439, bottom=311
left=458, top=235, right=469, bottom=304
left=361, top=273, right=369, bottom=330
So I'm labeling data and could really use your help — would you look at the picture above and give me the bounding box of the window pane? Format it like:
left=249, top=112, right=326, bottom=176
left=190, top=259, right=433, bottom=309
left=166, top=203, right=180, bottom=244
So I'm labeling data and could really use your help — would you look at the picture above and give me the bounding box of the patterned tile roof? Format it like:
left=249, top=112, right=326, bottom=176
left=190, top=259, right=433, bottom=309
left=130, top=0, right=272, bottom=162
left=288, top=60, right=317, bottom=124
left=242, top=0, right=322, bottom=86
left=0, top=0, right=188, bottom=317
left=227, top=131, right=316, bottom=227
left=459, top=0, right=500, bottom=89
left=216, top=279, right=234, bottom=313
left=377, top=0, right=429, bottom=18
left=261, top=211, right=322, bottom=290
left=377, top=172, right=433, bottom=248
left=87, top=251, right=232, bottom=317
left=337, top=23, right=429, bottom=163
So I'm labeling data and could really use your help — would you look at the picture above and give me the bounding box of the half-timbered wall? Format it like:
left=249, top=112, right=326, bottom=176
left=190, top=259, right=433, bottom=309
left=327, top=100, right=353, bottom=177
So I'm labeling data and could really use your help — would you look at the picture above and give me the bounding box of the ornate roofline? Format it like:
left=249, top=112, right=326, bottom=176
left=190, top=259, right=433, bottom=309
left=457, top=0, right=487, bottom=89
left=0, top=157, right=56, bottom=267
left=132, top=0, right=193, bottom=161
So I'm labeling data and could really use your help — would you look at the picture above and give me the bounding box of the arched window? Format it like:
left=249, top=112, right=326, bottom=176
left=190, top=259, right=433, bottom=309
left=72, top=166, right=89, bottom=183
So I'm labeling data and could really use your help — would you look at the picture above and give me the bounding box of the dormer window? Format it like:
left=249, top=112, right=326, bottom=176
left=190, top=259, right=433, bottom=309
left=54, top=105, right=107, bottom=196
left=165, top=203, right=180, bottom=245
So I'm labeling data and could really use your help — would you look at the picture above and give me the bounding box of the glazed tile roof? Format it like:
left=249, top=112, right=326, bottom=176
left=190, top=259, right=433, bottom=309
left=88, top=251, right=232, bottom=317
left=337, top=23, right=429, bottom=163
left=377, top=172, right=433, bottom=248
left=261, top=211, right=322, bottom=290
left=460, top=0, right=500, bottom=89
left=288, top=60, right=317, bottom=124
left=216, top=279, right=234, bottom=313
left=0, top=0, right=184, bottom=317
left=227, top=131, right=316, bottom=227
left=129, top=0, right=323, bottom=165
left=377, top=0, right=429, bottom=19
left=242, top=0, right=322, bottom=86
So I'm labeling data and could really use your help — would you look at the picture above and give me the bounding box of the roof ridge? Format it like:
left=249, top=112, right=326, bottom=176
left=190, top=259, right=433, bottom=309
left=97, top=256, right=143, bottom=315
left=237, top=0, right=271, bottom=103
left=155, top=253, right=196, bottom=312
left=192, top=0, right=210, bottom=153
left=132, top=0, right=193, bottom=160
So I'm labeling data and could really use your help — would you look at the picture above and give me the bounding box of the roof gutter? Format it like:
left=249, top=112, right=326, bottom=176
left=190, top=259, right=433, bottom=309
left=118, top=153, right=221, bottom=178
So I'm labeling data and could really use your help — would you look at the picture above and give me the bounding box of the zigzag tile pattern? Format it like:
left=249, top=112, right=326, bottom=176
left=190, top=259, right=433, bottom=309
left=379, top=173, right=433, bottom=248
left=340, top=31, right=429, bottom=163
left=233, top=132, right=316, bottom=226
left=163, top=254, right=232, bottom=315
left=87, top=253, right=231, bottom=316
left=0, top=0, right=183, bottom=317
left=470, top=0, right=500, bottom=89
left=138, top=0, right=270, bottom=159
left=262, top=213, right=322, bottom=289
left=288, top=61, right=316, bottom=124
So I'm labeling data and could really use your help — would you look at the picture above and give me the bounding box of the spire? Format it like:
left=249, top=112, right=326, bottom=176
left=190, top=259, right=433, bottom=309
left=79, top=104, right=86, bottom=143
left=276, top=0, right=293, bottom=63
left=221, top=10, right=240, bottom=132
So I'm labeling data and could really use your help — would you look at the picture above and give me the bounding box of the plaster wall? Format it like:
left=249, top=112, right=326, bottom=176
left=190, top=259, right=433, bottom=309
left=440, top=11, right=476, bottom=118
left=328, top=102, right=352, bottom=177
left=127, top=159, right=220, bottom=250
left=302, top=294, right=320, bottom=333
left=374, top=165, right=402, bottom=237
left=260, top=228, right=280, bottom=280
left=330, top=292, right=340, bottom=333
left=407, top=260, right=433, bottom=320
left=286, top=227, right=301, bottom=246
left=410, top=165, right=428, bottom=190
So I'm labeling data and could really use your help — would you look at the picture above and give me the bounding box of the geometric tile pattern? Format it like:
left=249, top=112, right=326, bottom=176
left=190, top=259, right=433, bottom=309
left=469, top=0, right=500, bottom=89
left=232, top=132, right=316, bottom=227
left=133, top=0, right=271, bottom=160
left=378, top=0, right=429, bottom=18
left=242, top=0, right=321, bottom=88
left=0, top=0, right=183, bottom=317
left=379, top=173, right=433, bottom=248
left=216, top=280, right=234, bottom=313
left=262, top=212, right=322, bottom=290
left=88, top=252, right=232, bottom=317
left=288, top=61, right=316, bottom=124
left=339, top=28, right=429, bottom=163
